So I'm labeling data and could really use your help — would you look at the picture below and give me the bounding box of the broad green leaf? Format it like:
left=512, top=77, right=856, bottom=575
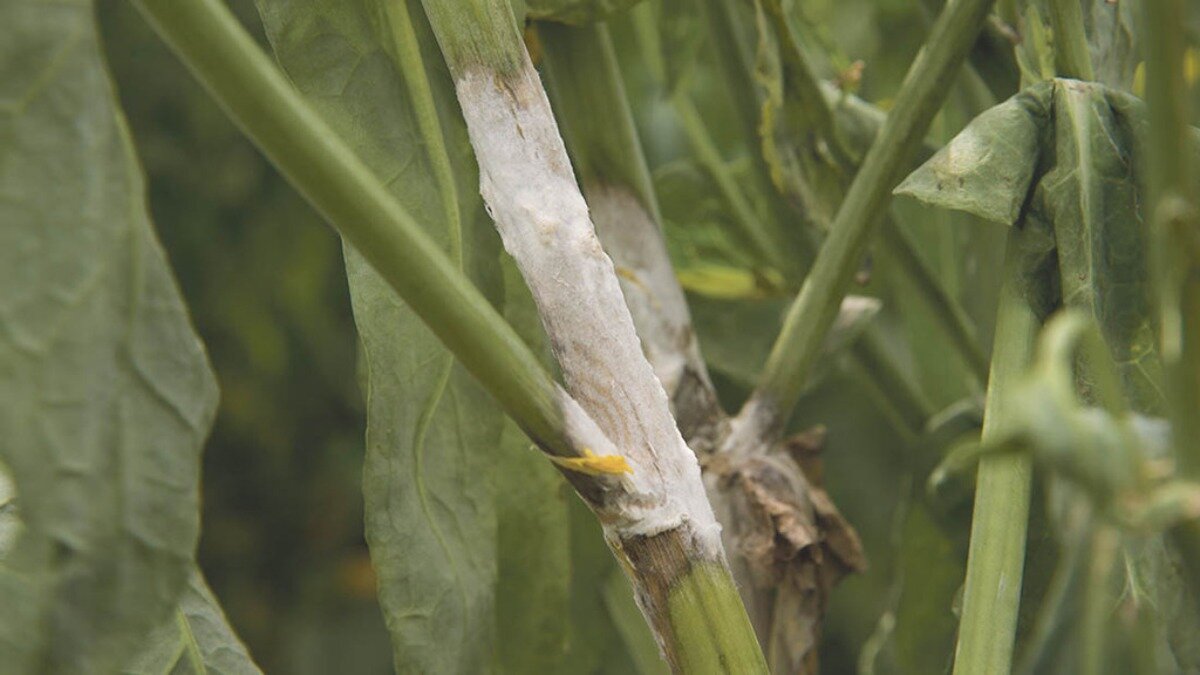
left=492, top=422, right=571, bottom=673
left=1040, top=83, right=1161, bottom=411
left=0, top=469, right=257, bottom=675
left=897, top=80, right=1186, bottom=411
left=0, top=3, right=218, bottom=671
left=255, top=1, right=505, bottom=672
left=123, top=570, right=262, bottom=675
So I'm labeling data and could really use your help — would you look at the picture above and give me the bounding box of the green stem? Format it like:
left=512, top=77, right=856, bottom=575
left=952, top=228, right=1040, bottom=674
left=753, top=0, right=997, bottom=417
left=1080, top=526, right=1117, bottom=675
left=131, top=0, right=570, bottom=456
left=1046, top=0, right=1095, bottom=81
left=1143, top=0, right=1200, bottom=602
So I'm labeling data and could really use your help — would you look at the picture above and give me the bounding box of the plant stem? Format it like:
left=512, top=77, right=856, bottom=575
left=952, top=228, right=1040, bottom=674
left=131, top=0, right=572, bottom=458
left=419, top=2, right=768, bottom=669
left=751, top=0, right=997, bottom=420
left=1046, top=0, right=1095, bottom=81
left=1143, top=0, right=1200, bottom=601
left=539, top=22, right=726, bottom=447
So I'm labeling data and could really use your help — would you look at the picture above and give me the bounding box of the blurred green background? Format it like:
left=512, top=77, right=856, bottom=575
left=95, top=1, right=1200, bottom=672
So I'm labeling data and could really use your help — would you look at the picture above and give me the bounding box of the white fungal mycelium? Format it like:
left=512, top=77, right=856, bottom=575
left=453, top=60, right=722, bottom=556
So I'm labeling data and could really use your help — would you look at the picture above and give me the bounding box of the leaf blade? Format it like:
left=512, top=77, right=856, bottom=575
left=0, top=3, right=218, bottom=670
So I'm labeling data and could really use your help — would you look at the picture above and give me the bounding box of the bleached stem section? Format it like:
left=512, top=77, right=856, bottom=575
left=586, top=182, right=727, bottom=450
left=454, top=62, right=722, bottom=555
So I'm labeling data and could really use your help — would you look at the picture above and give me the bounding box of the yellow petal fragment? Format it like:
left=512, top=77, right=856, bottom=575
left=549, top=449, right=633, bottom=476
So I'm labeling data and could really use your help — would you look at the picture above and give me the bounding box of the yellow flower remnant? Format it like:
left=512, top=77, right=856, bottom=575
left=549, top=449, right=633, bottom=476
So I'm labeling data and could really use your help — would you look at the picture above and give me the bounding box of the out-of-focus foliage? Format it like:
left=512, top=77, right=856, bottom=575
left=0, top=3, right=226, bottom=672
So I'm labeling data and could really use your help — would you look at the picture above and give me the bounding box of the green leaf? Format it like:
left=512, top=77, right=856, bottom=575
left=897, top=80, right=1185, bottom=411
left=895, top=83, right=1052, bottom=227
left=1084, top=0, right=1141, bottom=91
left=492, top=422, right=571, bottom=673
left=1040, top=83, right=1161, bottom=412
left=750, top=0, right=847, bottom=228
left=255, top=1, right=505, bottom=671
left=0, top=3, right=218, bottom=672
left=123, top=570, right=262, bottom=675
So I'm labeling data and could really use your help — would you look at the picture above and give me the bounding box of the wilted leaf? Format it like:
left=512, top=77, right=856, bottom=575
left=0, top=3, right=218, bottom=671
left=895, top=83, right=1051, bottom=227
left=255, top=2, right=505, bottom=671
left=896, top=80, right=1188, bottom=411
left=123, top=570, right=262, bottom=675
left=1040, top=82, right=1161, bottom=411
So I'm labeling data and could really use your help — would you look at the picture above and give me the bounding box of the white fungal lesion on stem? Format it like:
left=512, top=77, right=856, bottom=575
left=452, top=58, right=723, bottom=557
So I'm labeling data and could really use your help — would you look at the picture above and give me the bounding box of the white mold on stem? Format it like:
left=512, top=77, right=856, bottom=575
left=453, top=61, right=722, bottom=556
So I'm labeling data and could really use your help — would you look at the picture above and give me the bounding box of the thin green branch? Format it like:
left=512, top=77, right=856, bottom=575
left=1046, top=0, right=1095, bottom=81
left=131, top=0, right=570, bottom=457
left=751, top=0, right=998, bottom=419
left=952, top=228, right=1040, bottom=674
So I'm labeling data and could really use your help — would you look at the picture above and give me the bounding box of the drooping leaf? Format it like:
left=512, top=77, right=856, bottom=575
left=123, top=570, right=262, bottom=675
left=254, top=1, right=505, bottom=671
left=0, top=3, right=218, bottom=671
left=896, top=80, right=1189, bottom=412
left=750, top=0, right=848, bottom=228
left=895, top=83, right=1051, bottom=227
left=0, top=468, right=257, bottom=675
left=1039, top=82, right=1161, bottom=411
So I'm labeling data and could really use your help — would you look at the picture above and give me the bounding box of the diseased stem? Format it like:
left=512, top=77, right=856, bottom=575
left=952, top=227, right=1040, bottom=674
left=131, top=0, right=582, bottom=460
left=418, top=2, right=767, bottom=670
left=750, top=0, right=997, bottom=424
